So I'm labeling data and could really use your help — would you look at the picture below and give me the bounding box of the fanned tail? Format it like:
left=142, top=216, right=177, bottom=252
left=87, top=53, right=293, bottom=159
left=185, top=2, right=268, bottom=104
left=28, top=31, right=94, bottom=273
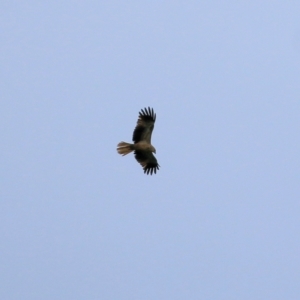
left=117, top=142, right=133, bottom=156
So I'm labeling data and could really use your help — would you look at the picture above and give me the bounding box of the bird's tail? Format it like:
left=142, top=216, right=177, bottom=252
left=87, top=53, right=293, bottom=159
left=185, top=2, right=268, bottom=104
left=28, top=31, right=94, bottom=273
left=117, top=142, right=134, bottom=156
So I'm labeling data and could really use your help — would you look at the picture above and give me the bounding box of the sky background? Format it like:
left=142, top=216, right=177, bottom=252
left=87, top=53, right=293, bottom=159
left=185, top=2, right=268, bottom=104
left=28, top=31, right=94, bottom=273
left=1, top=1, right=300, bottom=299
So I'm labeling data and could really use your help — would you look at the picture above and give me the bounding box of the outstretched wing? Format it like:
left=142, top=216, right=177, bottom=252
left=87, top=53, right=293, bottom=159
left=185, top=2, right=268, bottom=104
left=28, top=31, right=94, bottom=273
left=132, top=107, right=156, bottom=144
left=134, top=150, right=160, bottom=175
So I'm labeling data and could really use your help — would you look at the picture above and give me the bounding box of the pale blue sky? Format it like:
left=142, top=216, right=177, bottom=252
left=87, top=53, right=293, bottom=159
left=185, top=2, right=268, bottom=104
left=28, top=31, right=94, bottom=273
left=1, top=1, right=300, bottom=299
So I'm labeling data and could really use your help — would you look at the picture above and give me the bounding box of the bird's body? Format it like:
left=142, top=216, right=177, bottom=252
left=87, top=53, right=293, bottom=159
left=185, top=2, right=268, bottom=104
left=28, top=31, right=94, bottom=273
left=117, top=107, right=160, bottom=175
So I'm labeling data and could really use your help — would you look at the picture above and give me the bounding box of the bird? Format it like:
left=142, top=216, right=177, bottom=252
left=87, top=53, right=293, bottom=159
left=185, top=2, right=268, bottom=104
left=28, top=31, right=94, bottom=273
left=117, top=107, right=160, bottom=175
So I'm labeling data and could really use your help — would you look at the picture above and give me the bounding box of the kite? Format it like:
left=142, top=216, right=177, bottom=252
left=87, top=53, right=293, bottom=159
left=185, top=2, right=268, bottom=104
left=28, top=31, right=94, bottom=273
left=117, top=107, right=160, bottom=175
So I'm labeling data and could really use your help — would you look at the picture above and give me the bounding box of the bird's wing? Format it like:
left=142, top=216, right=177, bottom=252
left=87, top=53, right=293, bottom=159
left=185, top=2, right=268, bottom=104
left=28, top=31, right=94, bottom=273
left=132, top=107, right=156, bottom=144
left=134, top=150, right=160, bottom=175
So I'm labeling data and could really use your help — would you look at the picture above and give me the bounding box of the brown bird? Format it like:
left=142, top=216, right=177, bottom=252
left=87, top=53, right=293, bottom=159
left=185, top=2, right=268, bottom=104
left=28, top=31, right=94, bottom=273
left=117, top=107, right=160, bottom=175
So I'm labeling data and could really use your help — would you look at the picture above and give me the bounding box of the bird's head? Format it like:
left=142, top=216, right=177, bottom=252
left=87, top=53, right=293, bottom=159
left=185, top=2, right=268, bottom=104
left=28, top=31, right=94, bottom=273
left=151, top=146, right=156, bottom=154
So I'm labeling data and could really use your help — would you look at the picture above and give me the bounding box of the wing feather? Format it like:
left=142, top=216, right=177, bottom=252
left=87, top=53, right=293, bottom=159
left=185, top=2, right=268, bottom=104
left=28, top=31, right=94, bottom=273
left=132, top=107, right=156, bottom=144
left=134, top=150, right=160, bottom=175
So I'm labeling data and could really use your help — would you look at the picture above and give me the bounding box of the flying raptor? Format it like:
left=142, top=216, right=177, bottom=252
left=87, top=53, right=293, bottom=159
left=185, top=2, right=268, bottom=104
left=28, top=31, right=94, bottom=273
left=117, top=107, right=160, bottom=175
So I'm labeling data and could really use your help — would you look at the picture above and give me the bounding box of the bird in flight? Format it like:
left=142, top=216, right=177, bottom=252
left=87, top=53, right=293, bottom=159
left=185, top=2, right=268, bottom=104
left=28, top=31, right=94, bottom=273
left=117, top=107, right=160, bottom=175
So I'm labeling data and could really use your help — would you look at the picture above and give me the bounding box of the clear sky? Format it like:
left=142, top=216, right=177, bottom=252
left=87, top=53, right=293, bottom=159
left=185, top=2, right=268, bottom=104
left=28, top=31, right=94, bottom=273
left=1, top=1, right=300, bottom=299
